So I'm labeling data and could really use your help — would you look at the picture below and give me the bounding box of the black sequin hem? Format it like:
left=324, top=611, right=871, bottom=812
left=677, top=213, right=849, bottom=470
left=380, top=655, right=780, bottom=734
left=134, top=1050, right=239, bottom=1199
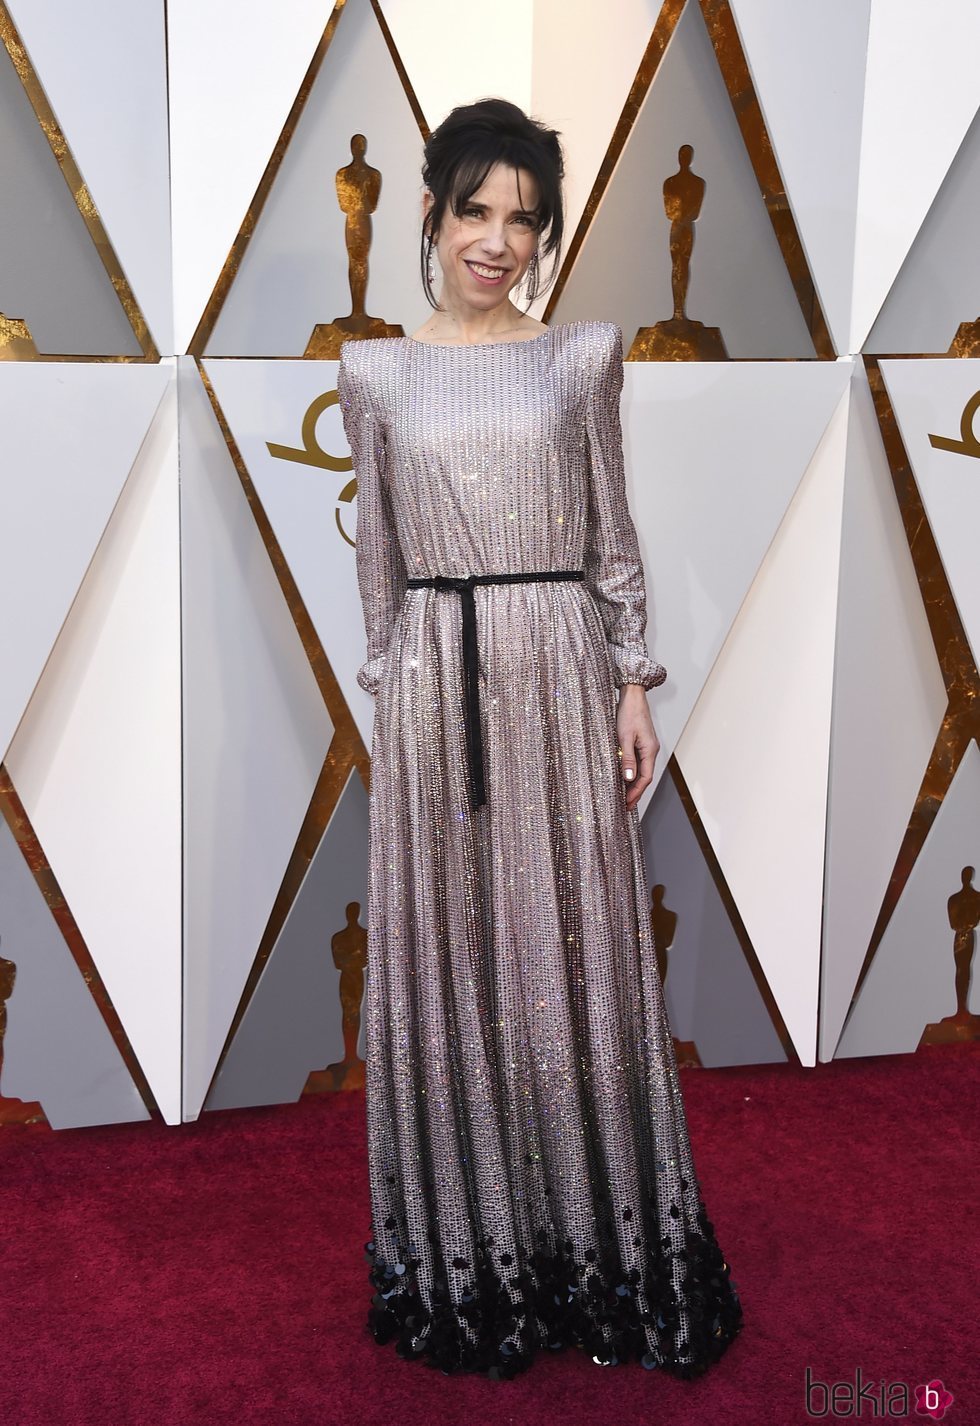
left=363, top=1199, right=744, bottom=1382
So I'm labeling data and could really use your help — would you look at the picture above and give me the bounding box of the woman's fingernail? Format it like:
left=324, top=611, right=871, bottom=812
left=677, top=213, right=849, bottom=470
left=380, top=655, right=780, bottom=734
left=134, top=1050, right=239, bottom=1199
left=624, top=768, right=635, bottom=781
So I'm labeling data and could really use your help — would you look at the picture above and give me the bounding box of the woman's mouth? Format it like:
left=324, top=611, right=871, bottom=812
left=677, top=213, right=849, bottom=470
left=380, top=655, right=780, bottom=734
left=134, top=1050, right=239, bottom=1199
left=465, top=260, right=509, bottom=285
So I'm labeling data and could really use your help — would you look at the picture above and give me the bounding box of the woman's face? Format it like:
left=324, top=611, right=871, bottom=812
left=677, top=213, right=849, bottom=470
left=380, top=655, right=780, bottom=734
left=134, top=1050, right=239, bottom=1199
left=425, top=162, right=540, bottom=315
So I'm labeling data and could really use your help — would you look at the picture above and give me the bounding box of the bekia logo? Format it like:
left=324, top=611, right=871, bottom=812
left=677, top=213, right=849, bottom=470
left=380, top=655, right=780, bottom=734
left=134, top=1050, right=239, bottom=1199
left=914, top=1380, right=955, bottom=1420
left=805, top=1367, right=955, bottom=1418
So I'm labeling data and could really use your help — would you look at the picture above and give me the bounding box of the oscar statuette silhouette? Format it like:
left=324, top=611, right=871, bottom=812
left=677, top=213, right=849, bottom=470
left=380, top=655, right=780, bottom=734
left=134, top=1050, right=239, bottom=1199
left=305, top=133, right=404, bottom=357
left=628, top=144, right=727, bottom=361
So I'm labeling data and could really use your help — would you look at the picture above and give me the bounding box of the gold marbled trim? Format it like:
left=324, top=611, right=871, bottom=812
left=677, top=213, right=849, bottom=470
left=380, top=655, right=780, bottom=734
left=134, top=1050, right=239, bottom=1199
left=946, top=319, right=980, bottom=358
left=0, top=2, right=158, bottom=362
left=697, top=0, right=832, bottom=358
left=0, top=766, right=161, bottom=1119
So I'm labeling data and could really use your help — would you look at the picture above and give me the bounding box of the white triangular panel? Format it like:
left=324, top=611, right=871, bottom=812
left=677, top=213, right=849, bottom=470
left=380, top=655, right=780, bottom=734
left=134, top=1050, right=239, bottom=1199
left=640, top=769, right=786, bottom=1068
left=851, top=0, right=980, bottom=352
left=205, top=767, right=369, bottom=1111
left=8, top=0, right=174, bottom=353
left=179, top=358, right=334, bottom=1121
left=675, top=378, right=851, bottom=1066
left=821, top=364, right=947, bottom=1060
left=531, top=0, right=664, bottom=327
left=0, top=362, right=171, bottom=763
left=203, top=0, right=426, bottom=356
left=729, top=0, right=870, bottom=355
left=5, top=366, right=182, bottom=1124
left=837, top=741, right=980, bottom=1058
left=0, top=21, right=140, bottom=356
left=865, top=103, right=980, bottom=356
left=0, top=816, right=150, bottom=1129
left=555, top=0, right=814, bottom=358
left=383, top=0, right=532, bottom=125
left=626, top=357, right=852, bottom=819
left=203, top=358, right=374, bottom=749
left=880, top=359, right=980, bottom=676
left=167, top=0, right=334, bottom=352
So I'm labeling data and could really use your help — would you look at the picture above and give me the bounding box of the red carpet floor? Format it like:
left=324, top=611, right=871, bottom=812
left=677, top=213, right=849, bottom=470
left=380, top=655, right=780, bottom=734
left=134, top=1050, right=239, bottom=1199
left=2, top=1042, right=976, bottom=1426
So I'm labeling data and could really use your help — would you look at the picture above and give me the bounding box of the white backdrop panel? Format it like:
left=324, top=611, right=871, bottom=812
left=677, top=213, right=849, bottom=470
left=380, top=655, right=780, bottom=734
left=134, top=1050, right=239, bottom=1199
left=837, top=741, right=980, bottom=1059
left=851, top=0, right=980, bottom=352
left=0, top=33, right=140, bottom=356
left=179, top=358, right=334, bottom=1122
left=821, top=364, right=947, bottom=1060
left=625, top=357, right=852, bottom=819
left=641, top=769, right=787, bottom=1068
left=204, top=0, right=427, bottom=356
left=729, top=0, right=870, bottom=355
left=880, top=359, right=980, bottom=678
left=5, top=367, right=182, bottom=1124
left=205, top=767, right=369, bottom=1111
left=8, top=0, right=173, bottom=353
left=555, top=0, right=814, bottom=358
left=675, top=377, right=851, bottom=1067
left=203, top=358, right=375, bottom=749
left=384, top=0, right=533, bottom=131
left=866, top=102, right=980, bottom=356
left=0, top=362, right=170, bottom=762
left=531, top=0, right=662, bottom=319
left=0, top=815, right=150, bottom=1130
left=167, top=0, right=335, bottom=353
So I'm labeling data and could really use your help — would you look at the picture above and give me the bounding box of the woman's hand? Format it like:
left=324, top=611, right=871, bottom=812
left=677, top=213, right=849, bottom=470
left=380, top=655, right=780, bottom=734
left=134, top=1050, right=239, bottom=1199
left=616, top=684, right=660, bottom=809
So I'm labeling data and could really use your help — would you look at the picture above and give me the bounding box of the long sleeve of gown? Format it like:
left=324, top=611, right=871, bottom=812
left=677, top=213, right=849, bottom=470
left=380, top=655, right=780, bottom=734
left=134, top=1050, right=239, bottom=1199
left=337, top=343, right=407, bottom=696
left=583, top=323, right=667, bottom=691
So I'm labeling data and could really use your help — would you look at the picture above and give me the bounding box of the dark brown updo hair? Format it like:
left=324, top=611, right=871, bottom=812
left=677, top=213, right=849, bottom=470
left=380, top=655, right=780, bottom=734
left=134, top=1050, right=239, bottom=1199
left=420, top=97, right=565, bottom=312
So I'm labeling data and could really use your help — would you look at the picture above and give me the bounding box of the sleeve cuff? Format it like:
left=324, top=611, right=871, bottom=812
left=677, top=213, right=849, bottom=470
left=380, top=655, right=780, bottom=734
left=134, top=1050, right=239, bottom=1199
left=357, top=657, right=385, bottom=696
left=611, top=651, right=667, bottom=690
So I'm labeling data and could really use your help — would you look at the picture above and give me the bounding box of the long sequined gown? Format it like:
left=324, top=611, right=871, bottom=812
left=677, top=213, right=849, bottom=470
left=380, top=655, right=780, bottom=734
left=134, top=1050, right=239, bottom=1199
left=337, top=319, right=743, bottom=1379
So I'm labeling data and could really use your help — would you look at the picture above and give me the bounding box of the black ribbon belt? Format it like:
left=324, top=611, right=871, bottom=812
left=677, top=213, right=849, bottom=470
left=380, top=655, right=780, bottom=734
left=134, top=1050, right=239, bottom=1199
left=406, top=570, right=586, bottom=810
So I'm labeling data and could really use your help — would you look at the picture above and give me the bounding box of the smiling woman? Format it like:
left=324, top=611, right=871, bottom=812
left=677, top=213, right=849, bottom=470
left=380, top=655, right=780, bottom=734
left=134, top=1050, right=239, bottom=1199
left=410, top=97, right=562, bottom=345
left=335, top=96, right=743, bottom=1383
left=444, top=194, right=537, bottom=290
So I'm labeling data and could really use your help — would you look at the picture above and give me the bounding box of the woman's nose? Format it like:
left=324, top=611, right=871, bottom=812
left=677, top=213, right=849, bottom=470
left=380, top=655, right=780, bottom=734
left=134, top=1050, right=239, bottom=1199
left=480, top=222, right=507, bottom=253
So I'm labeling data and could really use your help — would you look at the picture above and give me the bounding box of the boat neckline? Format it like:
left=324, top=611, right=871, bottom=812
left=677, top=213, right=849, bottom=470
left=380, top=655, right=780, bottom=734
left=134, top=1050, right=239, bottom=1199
left=404, top=322, right=578, bottom=350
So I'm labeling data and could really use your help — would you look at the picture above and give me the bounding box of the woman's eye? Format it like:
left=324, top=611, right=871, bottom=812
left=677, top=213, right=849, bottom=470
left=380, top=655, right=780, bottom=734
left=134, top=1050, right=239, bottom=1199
left=461, top=208, right=534, bottom=225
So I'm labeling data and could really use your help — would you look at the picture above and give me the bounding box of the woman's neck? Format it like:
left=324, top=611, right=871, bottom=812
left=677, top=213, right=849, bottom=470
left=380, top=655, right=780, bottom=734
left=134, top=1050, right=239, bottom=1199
left=412, top=301, right=539, bottom=346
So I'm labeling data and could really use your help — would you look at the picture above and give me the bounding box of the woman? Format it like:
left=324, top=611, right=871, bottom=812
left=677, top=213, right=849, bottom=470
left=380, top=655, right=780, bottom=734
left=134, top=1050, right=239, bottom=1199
left=337, top=97, right=743, bottom=1380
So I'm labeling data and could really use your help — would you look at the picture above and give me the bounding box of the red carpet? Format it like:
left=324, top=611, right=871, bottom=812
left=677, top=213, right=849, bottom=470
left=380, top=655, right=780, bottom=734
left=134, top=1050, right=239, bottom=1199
left=2, top=1043, right=976, bottom=1426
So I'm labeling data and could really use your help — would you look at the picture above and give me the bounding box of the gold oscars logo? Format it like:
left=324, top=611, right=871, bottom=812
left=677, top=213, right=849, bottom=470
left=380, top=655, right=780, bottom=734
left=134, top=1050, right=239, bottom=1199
left=266, top=390, right=357, bottom=546
left=929, top=390, right=980, bottom=459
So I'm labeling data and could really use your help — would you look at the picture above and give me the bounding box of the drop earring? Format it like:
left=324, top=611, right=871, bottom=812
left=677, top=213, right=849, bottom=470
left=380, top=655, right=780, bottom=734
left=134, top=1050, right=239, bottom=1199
left=426, top=238, right=437, bottom=290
